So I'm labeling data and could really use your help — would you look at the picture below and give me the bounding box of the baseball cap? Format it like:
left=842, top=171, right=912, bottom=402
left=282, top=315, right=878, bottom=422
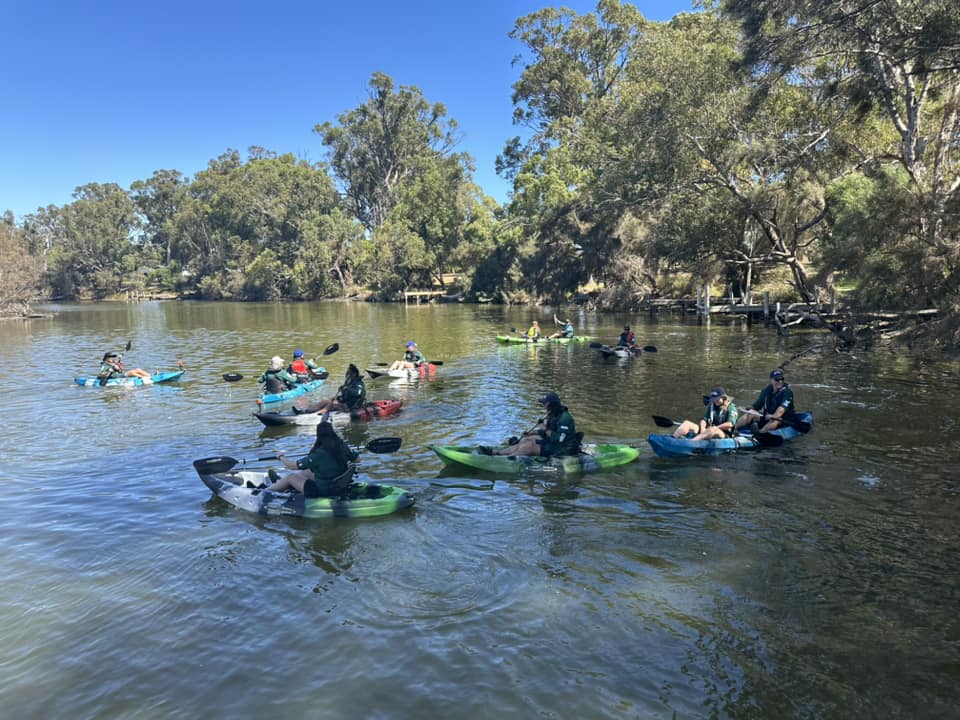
left=709, top=387, right=726, bottom=399
left=770, top=369, right=785, bottom=381
left=293, top=349, right=304, bottom=358
left=406, top=341, right=416, bottom=347
left=539, top=392, right=561, bottom=405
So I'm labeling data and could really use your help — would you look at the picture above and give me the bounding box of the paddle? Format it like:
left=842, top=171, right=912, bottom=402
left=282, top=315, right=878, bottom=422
left=322, top=343, right=339, bottom=356
left=589, top=342, right=657, bottom=353
left=652, top=415, right=681, bottom=428
left=193, top=437, right=404, bottom=474
left=752, top=432, right=785, bottom=447
left=741, top=409, right=812, bottom=434
left=223, top=373, right=243, bottom=382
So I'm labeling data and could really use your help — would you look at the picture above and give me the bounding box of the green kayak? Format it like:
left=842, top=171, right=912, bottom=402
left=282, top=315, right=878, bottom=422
left=430, top=443, right=639, bottom=475
left=495, top=335, right=592, bottom=345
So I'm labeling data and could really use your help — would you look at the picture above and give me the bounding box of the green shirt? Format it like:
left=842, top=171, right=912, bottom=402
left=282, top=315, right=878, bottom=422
left=296, top=441, right=359, bottom=480
left=540, top=407, right=577, bottom=456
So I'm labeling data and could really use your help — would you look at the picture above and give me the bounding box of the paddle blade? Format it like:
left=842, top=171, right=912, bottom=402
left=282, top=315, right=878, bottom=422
left=365, top=437, right=402, bottom=453
left=642, top=345, right=657, bottom=352
left=428, top=360, right=444, bottom=366
left=312, top=370, right=329, bottom=380
left=125, top=340, right=132, bottom=351
left=788, top=418, right=812, bottom=433
left=194, top=456, right=239, bottom=474
left=223, top=373, right=244, bottom=382
left=323, top=343, right=339, bottom=356
left=589, top=342, right=603, bottom=349
left=753, top=432, right=784, bottom=447
left=652, top=415, right=678, bottom=428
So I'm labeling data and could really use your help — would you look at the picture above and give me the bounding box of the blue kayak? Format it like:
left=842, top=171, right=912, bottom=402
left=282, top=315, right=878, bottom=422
left=647, top=412, right=813, bottom=458
left=74, top=369, right=186, bottom=387
left=259, top=376, right=326, bottom=404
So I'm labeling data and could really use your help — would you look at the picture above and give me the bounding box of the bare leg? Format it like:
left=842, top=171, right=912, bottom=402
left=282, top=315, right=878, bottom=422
left=673, top=420, right=700, bottom=439
left=494, top=437, right=542, bottom=456
left=267, top=470, right=313, bottom=493
left=692, top=426, right=727, bottom=441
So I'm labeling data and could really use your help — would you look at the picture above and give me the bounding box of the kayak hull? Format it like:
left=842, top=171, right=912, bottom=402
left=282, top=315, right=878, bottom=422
left=366, top=364, right=437, bottom=380
left=74, top=370, right=185, bottom=387
left=495, top=335, right=592, bottom=345
left=259, top=376, right=325, bottom=404
left=197, top=469, right=415, bottom=519
left=647, top=412, right=814, bottom=458
left=430, top=443, right=640, bottom=475
left=254, top=399, right=403, bottom=427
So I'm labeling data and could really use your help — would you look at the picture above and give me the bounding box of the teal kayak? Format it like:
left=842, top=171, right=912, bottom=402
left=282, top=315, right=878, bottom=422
left=495, top=335, right=592, bottom=345
left=430, top=443, right=639, bottom=475
left=74, top=369, right=186, bottom=387
left=194, top=466, right=415, bottom=519
left=647, top=412, right=814, bottom=458
left=259, top=375, right=325, bottom=404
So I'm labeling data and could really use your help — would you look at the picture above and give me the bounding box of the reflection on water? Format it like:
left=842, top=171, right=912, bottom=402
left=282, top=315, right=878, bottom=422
left=0, top=301, right=957, bottom=718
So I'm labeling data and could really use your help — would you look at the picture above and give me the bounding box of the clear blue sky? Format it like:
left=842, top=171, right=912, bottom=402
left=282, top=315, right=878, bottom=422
left=2, top=0, right=696, bottom=220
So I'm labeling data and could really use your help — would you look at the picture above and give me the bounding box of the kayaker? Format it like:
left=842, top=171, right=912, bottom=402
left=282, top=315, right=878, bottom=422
left=673, top=387, right=739, bottom=440
left=735, top=368, right=797, bottom=433
left=97, top=351, right=151, bottom=381
left=267, top=422, right=359, bottom=496
left=288, top=349, right=321, bottom=381
left=488, top=392, right=579, bottom=457
left=298, top=364, right=366, bottom=414
left=258, top=356, right=300, bottom=394
left=526, top=321, right=541, bottom=341
left=389, top=341, right=426, bottom=371
left=617, top=325, right=636, bottom=348
left=548, top=314, right=575, bottom=339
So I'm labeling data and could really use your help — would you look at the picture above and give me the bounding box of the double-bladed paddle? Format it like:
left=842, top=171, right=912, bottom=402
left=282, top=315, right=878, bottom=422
left=223, top=343, right=338, bottom=383
left=652, top=415, right=681, bottom=428
left=741, top=409, right=812, bottom=434
left=193, top=436, right=404, bottom=474
left=589, top=342, right=657, bottom=353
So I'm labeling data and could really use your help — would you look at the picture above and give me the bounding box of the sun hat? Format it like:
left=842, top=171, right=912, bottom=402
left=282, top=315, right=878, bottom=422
left=538, top=392, right=561, bottom=405
left=270, top=356, right=284, bottom=370
left=293, top=349, right=304, bottom=358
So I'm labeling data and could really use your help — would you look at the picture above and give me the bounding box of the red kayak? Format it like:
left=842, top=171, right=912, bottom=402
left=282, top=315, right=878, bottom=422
left=254, top=399, right=403, bottom=427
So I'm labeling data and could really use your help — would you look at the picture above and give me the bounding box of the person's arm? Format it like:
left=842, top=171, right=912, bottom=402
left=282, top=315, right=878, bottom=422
left=276, top=452, right=298, bottom=470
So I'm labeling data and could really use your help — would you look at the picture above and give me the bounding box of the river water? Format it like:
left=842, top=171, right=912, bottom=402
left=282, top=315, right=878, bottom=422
left=0, top=301, right=957, bottom=719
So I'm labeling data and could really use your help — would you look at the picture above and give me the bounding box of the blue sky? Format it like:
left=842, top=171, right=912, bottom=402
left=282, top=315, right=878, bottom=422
left=2, top=0, right=696, bottom=220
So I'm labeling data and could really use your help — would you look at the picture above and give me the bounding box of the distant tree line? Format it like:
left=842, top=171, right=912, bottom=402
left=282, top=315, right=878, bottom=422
left=3, top=1, right=958, bottom=340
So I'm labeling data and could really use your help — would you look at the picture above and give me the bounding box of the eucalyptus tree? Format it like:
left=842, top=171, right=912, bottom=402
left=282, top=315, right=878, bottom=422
left=0, top=212, right=43, bottom=314
left=130, top=169, right=188, bottom=267
left=315, top=72, right=461, bottom=233
left=722, top=0, right=960, bottom=309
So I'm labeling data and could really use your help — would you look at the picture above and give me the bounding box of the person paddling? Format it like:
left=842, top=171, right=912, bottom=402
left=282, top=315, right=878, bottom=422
left=389, top=341, right=426, bottom=371
left=672, top=387, right=738, bottom=441
left=267, top=422, right=359, bottom=496
left=488, top=392, right=579, bottom=457
left=735, top=368, right=797, bottom=434
left=297, top=364, right=366, bottom=414
left=288, top=349, right=321, bottom=381
left=616, top=325, right=635, bottom=349
left=98, top=352, right=151, bottom=381
left=258, top=356, right=299, bottom=394
left=548, top=315, right=574, bottom=339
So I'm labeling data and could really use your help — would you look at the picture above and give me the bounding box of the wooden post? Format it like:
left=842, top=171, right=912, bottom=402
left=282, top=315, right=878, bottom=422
left=763, top=291, right=770, bottom=322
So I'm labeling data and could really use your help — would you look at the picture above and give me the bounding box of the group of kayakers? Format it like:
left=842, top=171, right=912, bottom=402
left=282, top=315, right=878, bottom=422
left=671, top=368, right=797, bottom=441
left=253, top=340, right=429, bottom=496
left=522, top=315, right=576, bottom=341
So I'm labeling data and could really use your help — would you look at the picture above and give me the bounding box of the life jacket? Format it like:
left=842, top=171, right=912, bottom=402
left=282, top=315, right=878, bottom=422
left=706, top=402, right=736, bottom=435
left=290, top=358, right=308, bottom=375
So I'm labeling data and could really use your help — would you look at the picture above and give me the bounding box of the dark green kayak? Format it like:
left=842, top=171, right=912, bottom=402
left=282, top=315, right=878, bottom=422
left=429, top=443, right=639, bottom=475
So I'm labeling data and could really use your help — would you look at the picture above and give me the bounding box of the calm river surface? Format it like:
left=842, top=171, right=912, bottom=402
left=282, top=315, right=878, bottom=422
left=0, top=301, right=957, bottom=719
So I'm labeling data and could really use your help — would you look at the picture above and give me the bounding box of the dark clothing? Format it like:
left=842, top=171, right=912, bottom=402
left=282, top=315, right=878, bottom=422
left=560, top=323, right=574, bottom=338
left=537, top=406, right=578, bottom=456
left=617, top=330, right=635, bottom=347
left=750, top=383, right=796, bottom=418
left=703, top=402, right=739, bottom=436
left=98, top=361, right=123, bottom=380
left=336, top=376, right=366, bottom=410
left=403, top=349, right=426, bottom=365
left=258, top=367, right=299, bottom=393
left=296, top=441, right=359, bottom=496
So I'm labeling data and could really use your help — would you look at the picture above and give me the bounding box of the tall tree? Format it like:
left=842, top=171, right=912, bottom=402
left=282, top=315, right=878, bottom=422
left=315, top=72, right=461, bottom=232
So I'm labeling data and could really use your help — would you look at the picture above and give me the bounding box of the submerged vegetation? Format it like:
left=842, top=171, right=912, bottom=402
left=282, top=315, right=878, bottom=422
left=3, top=1, right=959, bottom=347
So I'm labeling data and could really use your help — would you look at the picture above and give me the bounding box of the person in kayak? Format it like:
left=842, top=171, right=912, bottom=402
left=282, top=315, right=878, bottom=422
left=735, top=368, right=796, bottom=433
left=617, top=325, right=636, bottom=348
left=267, top=422, right=359, bottom=496
left=526, top=320, right=541, bottom=341
left=389, top=341, right=426, bottom=371
left=97, top=352, right=152, bottom=381
left=672, top=387, right=739, bottom=440
left=488, top=392, right=579, bottom=457
left=297, top=364, right=366, bottom=414
left=548, top=314, right=575, bottom=339
left=258, top=356, right=300, bottom=394
left=288, top=349, right=321, bottom=381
